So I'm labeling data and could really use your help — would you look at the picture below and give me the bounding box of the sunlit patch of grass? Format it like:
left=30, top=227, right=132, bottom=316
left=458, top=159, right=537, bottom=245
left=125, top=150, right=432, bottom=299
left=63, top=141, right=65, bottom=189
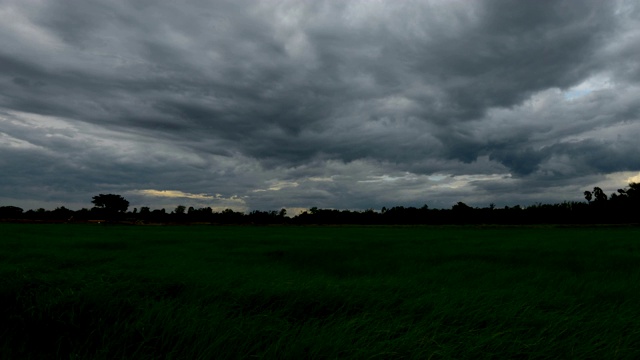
left=1, top=224, right=640, bottom=359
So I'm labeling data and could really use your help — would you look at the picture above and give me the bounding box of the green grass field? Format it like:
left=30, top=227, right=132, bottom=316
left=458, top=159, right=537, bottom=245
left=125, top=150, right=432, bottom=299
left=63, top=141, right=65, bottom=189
left=1, top=224, right=640, bottom=359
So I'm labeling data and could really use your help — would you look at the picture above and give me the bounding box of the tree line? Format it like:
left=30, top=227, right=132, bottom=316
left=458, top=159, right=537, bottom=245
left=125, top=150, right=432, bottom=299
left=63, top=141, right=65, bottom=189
left=1, top=183, right=639, bottom=225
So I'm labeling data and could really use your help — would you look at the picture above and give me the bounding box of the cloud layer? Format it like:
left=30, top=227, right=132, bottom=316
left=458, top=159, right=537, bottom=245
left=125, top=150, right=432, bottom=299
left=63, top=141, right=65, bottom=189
left=1, top=0, right=640, bottom=211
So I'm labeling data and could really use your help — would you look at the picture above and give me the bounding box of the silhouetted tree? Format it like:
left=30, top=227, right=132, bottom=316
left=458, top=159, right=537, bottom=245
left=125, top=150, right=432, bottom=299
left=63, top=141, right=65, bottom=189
left=592, top=187, right=608, bottom=203
left=92, top=194, right=129, bottom=213
left=51, top=206, right=73, bottom=220
left=627, top=182, right=640, bottom=200
left=74, top=208, right=92, bottom=221
left=217, top=208, right=244, bottom=223
left=91, top=194, right=129, bottom=221
left=452, top=202, right=472, bottom=212
left=0, top=206, right=24, bottom=219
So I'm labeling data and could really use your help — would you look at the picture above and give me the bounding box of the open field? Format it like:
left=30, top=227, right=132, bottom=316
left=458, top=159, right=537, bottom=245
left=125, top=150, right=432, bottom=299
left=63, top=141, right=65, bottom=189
left=1, top=224, right=640, bottom=359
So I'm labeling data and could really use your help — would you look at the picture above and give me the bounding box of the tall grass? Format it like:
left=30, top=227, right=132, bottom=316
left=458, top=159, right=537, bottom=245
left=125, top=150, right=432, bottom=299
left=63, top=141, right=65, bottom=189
left=1, top=224, right=640, bottom=359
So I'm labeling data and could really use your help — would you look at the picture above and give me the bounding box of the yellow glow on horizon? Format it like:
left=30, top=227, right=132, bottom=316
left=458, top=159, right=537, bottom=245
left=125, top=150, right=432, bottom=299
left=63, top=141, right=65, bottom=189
left=627, top=173, right=640, bottom=184
left=135, top=189, right=214, bottom=200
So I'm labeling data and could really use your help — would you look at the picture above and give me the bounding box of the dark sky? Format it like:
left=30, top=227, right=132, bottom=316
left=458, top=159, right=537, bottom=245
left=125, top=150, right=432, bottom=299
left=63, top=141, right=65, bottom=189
left=1, top=0, right=640, bottom=213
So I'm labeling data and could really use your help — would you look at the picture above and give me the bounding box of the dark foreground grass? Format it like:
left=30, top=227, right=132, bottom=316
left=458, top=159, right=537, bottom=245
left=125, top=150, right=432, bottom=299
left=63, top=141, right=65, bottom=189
left=1, top=224, right=640, bottom=359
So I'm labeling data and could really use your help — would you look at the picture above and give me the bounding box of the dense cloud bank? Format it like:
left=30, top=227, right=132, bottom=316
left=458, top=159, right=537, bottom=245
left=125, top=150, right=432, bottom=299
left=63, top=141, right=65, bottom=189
left=1, top=1, right=640, bottom=211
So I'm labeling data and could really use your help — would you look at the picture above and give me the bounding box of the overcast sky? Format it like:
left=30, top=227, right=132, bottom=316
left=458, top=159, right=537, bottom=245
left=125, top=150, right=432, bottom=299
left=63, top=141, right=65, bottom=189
left=2, top=0, right=640, bottom=213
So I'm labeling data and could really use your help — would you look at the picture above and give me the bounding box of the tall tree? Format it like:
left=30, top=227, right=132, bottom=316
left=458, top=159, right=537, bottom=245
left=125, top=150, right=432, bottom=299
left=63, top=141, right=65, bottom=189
left=91, top=194, right=129, bottom=213
left=592, top=187, right=608, bottom=203
left=174, top=205, right=186, bottom=215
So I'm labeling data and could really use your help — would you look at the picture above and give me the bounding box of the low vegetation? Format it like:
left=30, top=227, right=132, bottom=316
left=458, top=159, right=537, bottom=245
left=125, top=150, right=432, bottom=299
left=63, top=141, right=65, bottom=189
left=2, top=183, right=639, bottom=225
left=2, top=224, right=640, bottom=359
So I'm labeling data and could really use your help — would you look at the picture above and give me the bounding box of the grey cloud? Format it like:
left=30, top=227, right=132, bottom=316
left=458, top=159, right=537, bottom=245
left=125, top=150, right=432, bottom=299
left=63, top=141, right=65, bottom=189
left=489, top=147, right=545, bottom=176
left=1, top=0, right=639, bottom=211
left=399, top=0, right=616, bottom=121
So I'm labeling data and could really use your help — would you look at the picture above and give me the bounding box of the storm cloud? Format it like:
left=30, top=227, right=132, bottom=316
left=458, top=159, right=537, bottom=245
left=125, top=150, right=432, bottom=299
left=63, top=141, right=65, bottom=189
left=1, top=0, right=639, bottom=212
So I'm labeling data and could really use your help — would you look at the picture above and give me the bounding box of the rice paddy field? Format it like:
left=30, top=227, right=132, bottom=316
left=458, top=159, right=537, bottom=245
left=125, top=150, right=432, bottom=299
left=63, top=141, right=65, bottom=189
left=1, top=223, right=640, bottom=359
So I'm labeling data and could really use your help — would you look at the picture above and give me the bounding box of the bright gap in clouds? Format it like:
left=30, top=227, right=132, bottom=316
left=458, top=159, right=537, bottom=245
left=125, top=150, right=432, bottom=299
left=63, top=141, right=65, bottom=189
left=134, top=189, right=215, bottom=200
left=563, top=75, right=613, bottom=100
left=132, top=190, right=248, bottom=212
